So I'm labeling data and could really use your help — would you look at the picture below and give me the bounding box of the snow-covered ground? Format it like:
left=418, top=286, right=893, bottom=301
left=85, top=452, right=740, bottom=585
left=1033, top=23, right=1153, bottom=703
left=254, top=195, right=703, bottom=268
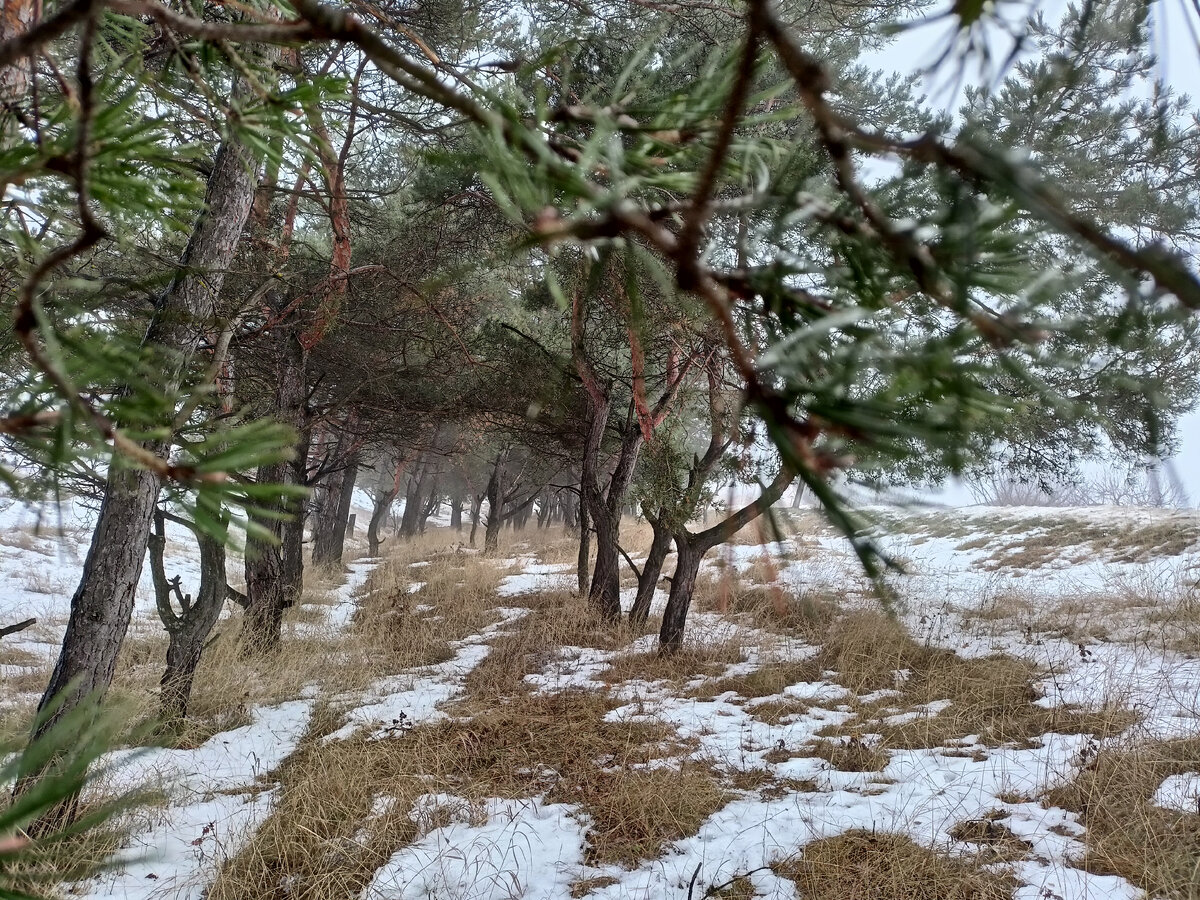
left=2, top=500, right=1198, bottom=899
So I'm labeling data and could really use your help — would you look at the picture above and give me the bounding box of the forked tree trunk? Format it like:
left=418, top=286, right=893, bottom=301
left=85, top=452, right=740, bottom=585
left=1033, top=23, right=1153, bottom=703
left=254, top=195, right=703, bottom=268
left=28, top=127, right=261, bottom=779
left=309, top=453, right=355, bottom=566
left=450, top=495, right=463, bottom=531
left=628, top=515, right=672, bottom=626
left=149, top=511, right=228, bottom=722
left=418, top=477, right=440, bottom=534
left=399, top=454, right=427, bottom=539
left=312, top=428, right=358, bottom=567
left=368, top=457, right=405, bottom=556
left=658, top=469, right=794, bottom=652
left=482, top=451, right=507, bottom=556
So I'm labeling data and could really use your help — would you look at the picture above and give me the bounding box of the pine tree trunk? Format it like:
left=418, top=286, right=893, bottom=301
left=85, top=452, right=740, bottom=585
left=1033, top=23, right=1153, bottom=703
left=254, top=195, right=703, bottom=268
left=243, top=323, right=308, bottom=653
left=0, top=0, right=35, bottom=126
left=659, top=536, right=701, bottom=653
left=399, top=455, right=427, bottom=539
left=468, top=494, right=483, bottom=547
left=629, top=517, right=672, bottom=626
left=312, top=431, right=356, bottom=567
left=450, top=495, right=463, bottom=531
left=151, top=515, right=228, bottom=722
left=328, top=452, right=359, bottom=562
left=418, top=477, right=439, bottom=534
left=483, top=452, right=506, bottom=556
left=658, top=468, right=794, bottom=652
left=368, top=457, right=404, bottom=556
left=588, top=507, right=622, bottom=621
left=30, top=132, right=259, bottom=752
left=576, top=498, right=590, bottom=597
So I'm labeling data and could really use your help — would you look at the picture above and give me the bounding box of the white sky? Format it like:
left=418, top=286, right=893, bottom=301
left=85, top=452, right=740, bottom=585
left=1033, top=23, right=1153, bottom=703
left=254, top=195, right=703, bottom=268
left=863, top=0, right=1200, bottom=505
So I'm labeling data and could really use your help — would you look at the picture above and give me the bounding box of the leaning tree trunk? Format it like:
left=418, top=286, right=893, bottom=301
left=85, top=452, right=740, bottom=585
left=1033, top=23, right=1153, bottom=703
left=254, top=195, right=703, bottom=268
left=29, top=126, right=260, bottom=777
left=658, top=468, right=794, bottom=653
left=149, top=511, right=229, bottom=722
left=368, top=457, right=404, bottom=556
left=629, top=514, right=672, bottom=626
left=244, top=321, right=308, bottom=653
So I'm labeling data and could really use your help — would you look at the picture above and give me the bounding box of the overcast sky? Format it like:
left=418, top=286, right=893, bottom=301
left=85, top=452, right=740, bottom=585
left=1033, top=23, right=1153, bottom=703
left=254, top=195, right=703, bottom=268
left=863, top=0, right=1200, bottom=505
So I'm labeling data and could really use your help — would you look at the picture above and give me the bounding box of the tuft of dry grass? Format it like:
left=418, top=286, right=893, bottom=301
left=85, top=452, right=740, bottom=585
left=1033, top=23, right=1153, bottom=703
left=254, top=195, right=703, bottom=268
left=558, top=765, right=728, bottom=866
left=808, top=737, right=890, bottom=771
left=689, top=659, right=821, bottom=700
left=947, top=812, right=1033, bottom=863
left=464, top=598, right=629, bottom=701
left=1045, top=736, right=1200, bottom=899
left=774, top=830, right=1014, bottom=900
left=601, top=646, right=745, bottom=686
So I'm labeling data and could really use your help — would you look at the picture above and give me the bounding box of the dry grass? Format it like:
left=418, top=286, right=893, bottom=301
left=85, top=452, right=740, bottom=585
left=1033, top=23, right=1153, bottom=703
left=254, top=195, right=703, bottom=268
left=211, top=690, right=721, bottom=898
left=601, top=645, right=745, bottom=685
left=745, top=698, right=811, bottom=724
left=947, top=812, right=1033, bottom=863
left=982, top=517, right=1200, bottom=571
left=689, top=659, right=821, bottom=700
left=811, top=611, right=1138, bottom=749
left=808, top=737, right=890, bottom=771
left=464, top=597, right=631, bottom=701
left=560, top=764, right=728, bottom=866
left=1045, top=736, right=1200, bottom=899
left=774, top=830, right=1015, bottom=900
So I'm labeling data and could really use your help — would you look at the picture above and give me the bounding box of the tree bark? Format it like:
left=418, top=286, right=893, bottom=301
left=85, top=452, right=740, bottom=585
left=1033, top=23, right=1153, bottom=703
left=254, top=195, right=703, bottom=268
left=658, top=536, right=701, bottom=653
left=418, top=476, right=440, bottom=534
left=576, top=496, right=590, bottom=597
left=368, top=456, right=404, bottom=556
left=311, top=428, right=358, bottom=567
left=149, top=511, right=228, bottom=722
left=29, top=128, right=260, bottom=767
left=243, top=322, right=308, bottom=653
left=482, top=450, right=507, bottom=556
left=0, top=0, right=35, bottom=128
left=468, top=492, right=483, bottom=547
left=659, top=468, right=794, bottom=652
left=399, top=454, right=427, bottom=539
left=629, top=514, right=672, bottom=626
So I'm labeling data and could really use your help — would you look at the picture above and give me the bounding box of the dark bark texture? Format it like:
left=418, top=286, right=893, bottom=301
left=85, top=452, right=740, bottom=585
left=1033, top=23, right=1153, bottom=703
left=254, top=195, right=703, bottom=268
left=32, top=132, right=259, bottom=754
left=149, top=511, right=228, bottom=721
left=243, top=322, right=309, bottom=653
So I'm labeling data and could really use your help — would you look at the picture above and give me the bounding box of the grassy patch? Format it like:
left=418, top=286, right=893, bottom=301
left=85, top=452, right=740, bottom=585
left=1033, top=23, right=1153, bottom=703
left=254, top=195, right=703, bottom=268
left=689, top=659, right=821, bottom=700
left=808, top=737, right=889, bottom=772
left=211, top=690, right=713, bottom=898
left=602, top=646, right=744, bottom=685
left=948, top=812, right=1033, bottom=863
left=813, top=611, right=1138, bottom=749
left=774, top=830, right=1014, bottom=900
left=560, top=765, right=728, bottom=866
left=1045, top=736, right=1200, bottom=899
